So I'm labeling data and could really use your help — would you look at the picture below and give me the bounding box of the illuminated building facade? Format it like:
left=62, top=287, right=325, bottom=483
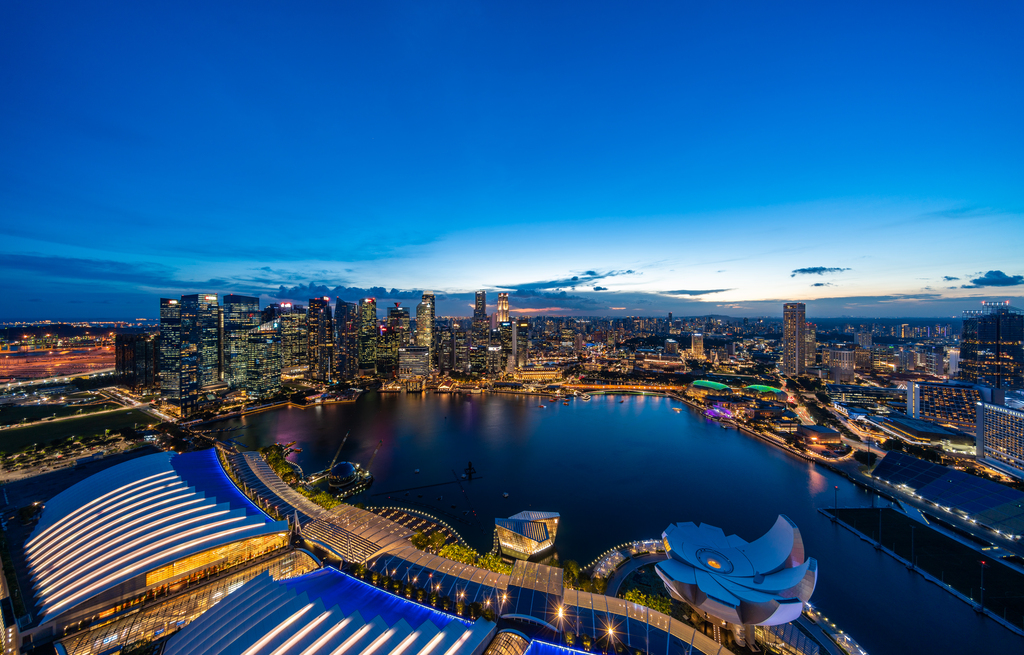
left=358, top=298, right=378, bottom=375
left=473, top=290, right=489, bottom=343
left=499, top=321, right=513, bottom=373
left=803, top=323, right=816, bottom=368
left=977, top=402, right=1024, bottom=479
left=657, top=516, right=817, bottom=648
left=335, top=298, right=358, bottom=379
left=398, top=346, right=429, bottom=379
left=278, top=304, right=308, bottom=369
left=959, top=302, right=1023, bottom=389
left=495, top=511, right=559, bottom=559
left=514, top=318, right=529, bottom=368
left=180, top=294, right=221, bottom=387
left=246, top=323, right=282, bottom=399
left=307, top=297, right=334, bottom=382
left=782, top=303, right=806, bottom=376
left=158, top=298, right=180, bottom=402
left=690, top=333, right=704, bottom=359
left=496, top=292, right=509, bottom=323
left=222, top=294, right=260, bottom=389
left=415, top=290, right=435, bottom=355
left=21, top=449, right=288, bottom=638
left=907, top=380, right=1004, bottom=432
left=115, top=333, right=159, bottom=392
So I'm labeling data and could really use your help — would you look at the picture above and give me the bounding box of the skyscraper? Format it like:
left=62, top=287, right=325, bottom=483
left=180, top=294, right=221, bottom=387
left=976, top=402, right=1024, bottom=478
left=783, top=303, right=806, bottom=376
left=306, top=297, right=334, bottom=383
left=335, top=298, right=358, bottom=380
left=804, top=322, right=817, bottom=369
left=496, top=293, right=510, bottom=324
left=416, top=291, right=435, bottom=356
left=116, top=333, right=159, bottom=392
left=472, top=290, right=489, bottom=343
left=222, top=294, right=260, bottom=389
left=690, top=333, right=704, bottom=359
left=388, top=303, right=410, bottom=345
left=499, top=321, right=513, bottom=373
left=246, top=322, right=282, bottom=399
left=514, top=317, right=529, bottom=368
left=278, top=303, right=307, bottom=369
left=959, top=302, right=1023, bottom=389
left=159, top=298, right=181, bottom=402
left=358, top=298, right=378, bottom=375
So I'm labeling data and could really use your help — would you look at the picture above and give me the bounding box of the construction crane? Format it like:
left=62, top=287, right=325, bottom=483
left=327, top=431, right=350, bottom=474
left=365, top=439, right=384, bottom=471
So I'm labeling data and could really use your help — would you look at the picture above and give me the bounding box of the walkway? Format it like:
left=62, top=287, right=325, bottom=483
left=604, top=554, right=665, bottom=596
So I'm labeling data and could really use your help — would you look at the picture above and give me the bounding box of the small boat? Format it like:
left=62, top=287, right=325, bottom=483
left=619, top=400, right=625, bottom=404
left=461, top=473, right=467, bottom=480
left=414, top=469, right=420, bottom=474
left=437, top=496, right=443, bottom=501
left=673, top=407, right=682, bottom=413
left=539, top=405, right=546, bottom=409
left=503, top=492, right=509, bottom=498
left=563, top=401, right=569, bottom=405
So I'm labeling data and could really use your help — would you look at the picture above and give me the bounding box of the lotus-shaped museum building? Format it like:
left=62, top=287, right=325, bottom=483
left=656, top=515, right=817, bottom=647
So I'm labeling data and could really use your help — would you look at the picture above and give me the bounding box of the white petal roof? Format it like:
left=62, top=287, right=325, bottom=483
left=656, top=515, right=817, bottom=627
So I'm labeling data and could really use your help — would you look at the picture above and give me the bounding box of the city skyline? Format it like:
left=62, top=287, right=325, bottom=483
left=3, top=2, right=1023, bottom=319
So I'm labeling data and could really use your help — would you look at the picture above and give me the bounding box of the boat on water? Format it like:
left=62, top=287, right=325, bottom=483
left=673, top=407, right=682, bottom=413
left=414, top=468, right=420, bottom=474
left=539, top=405, right=546, bottom=408
left=502, top=492, right=509, bottom=498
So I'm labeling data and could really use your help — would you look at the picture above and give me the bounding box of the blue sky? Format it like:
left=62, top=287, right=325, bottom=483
left=2, top=1, right=1022, bottom=319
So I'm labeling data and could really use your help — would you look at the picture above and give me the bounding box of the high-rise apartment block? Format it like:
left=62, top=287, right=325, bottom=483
left=976, top=403, right=1024, bottom=479
left=222, top=295, right=260, bottom=389
left=959, top=302, right=1023, bottom=389
left=783, top=303, right=806, bottom=376
left=690, top=333, right=704, bottom=359
left=306, top=297, right=334, bottom=383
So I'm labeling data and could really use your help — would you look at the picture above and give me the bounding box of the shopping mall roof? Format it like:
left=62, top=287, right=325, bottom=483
left=164, top=568, right=495, bottom=655
left=873, top=451, right=1024, bottom=537
left=692, top=380, right=731, bottom=391
left=24, top=448, right=285, bottom=624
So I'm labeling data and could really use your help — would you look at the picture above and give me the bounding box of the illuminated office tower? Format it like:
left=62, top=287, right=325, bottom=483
left=416, top=291, right=435, bottom=353
left=514, top=317, right=529, bottom=368
left=180, top=294, right=221, bottom=387
left=496, top=293, right=510, bottom=323
left=159, top=298, right=181, bottom=402
left=472, top=290, right=489, bottom=343
left=437, top=327, right=455, bottom=373
left=469, top=345, right=487, bottom=375
left=960, top=302, right=1023, bottom=389
left=948, top=347, right=960, bottom=378
left=335, top=298, right=358, bottom=379
left=690, top=333, right=704, bottom=359
left=783, top=303, right=806, bottom=375
left=499, top=321, right=514, bottom=373
left=455, top=328, right=470, bottom=373
left=245, top=322, right=281, bottom=399
left=388, top=304, right=410, bottom=345
left=306, top=297, right=334, bottom=383
left=804, top=323, right=817, bottom=368
left=222, top=294, right=260, bottom=389
left=856, top=331, right=873, bottom=349
left=277, top=304, right=307, bottom=369
left=377, top=318, right=402, bottom=379
left=358, top=298, right=378, bottom=375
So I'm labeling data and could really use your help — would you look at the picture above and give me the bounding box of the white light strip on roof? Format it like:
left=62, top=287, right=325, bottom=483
left=385, top=630, right=421, bottom=655
left=31, top=487, right=199, bottom=571
left=27, top=471, right=177, bottom=553
left=440, top=629, right=473, bottom=655
left=358, top=628, right=397, bottom=655
left=297, top=616, right=356, bottom=655
left=413, top=629, right=447, bottom=655
left=39, top=518, right=251, bottom=618
left=30, top=480, right=186, bottom=565
left=267, top=610, right=332, bottom=655
left=325, top=623, right=374, bottom=655
left=240, top=603, right=314, bottom=655
left=34, top=500, right=213, bottom=590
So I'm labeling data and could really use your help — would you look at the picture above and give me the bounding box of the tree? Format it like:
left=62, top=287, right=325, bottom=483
left=563, top=560, right=580, bottom=587
left=428, top=531, right=447, bottom=553
left=410, top=531, right=430, bottom=550
left=438, top=543, right=479, bottom=565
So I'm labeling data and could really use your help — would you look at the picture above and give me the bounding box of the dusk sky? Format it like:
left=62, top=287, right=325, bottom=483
left=2, top=1, right=1022, bottom=319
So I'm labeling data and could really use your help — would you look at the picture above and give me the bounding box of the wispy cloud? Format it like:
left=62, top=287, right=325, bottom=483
left=663, top=289, right=732, bottom=296
left=942, top=276, right=960, bottom=281
left=791, top=267, right=851, bottom=277
left=500, top=270, right=635, bottom=291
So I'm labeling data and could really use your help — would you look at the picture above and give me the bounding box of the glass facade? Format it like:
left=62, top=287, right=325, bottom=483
left=158, top=298, right=181, bottom=402
left=358, top=298, right=378, bottom=374
left=245, top=326, right=282, bottom=399
left=782, top=303, right=805, bottom=376
left=307, top=297, right=335, bottom=382
left=960, top=302, right=1023, bottom=389
left=222, top=295, right=260, bottom=389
